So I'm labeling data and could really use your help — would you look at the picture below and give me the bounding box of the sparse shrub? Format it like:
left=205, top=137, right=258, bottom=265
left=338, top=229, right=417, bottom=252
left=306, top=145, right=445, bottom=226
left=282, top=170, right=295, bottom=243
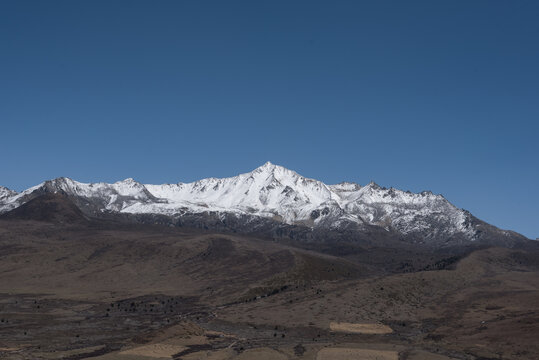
left=294, top=344, right=306, bottom=356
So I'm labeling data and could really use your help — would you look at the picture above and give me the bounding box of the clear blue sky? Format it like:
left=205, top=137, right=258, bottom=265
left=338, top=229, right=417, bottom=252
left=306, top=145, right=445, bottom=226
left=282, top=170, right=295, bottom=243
left=0, top=1, right=537, bottom=238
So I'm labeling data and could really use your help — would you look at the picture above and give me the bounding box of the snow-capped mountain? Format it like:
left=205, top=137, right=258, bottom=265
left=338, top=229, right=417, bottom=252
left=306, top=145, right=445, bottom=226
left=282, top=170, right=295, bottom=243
left=0, top=177, right=157, bottom=213
left=0, top=162, right=523, bottom=245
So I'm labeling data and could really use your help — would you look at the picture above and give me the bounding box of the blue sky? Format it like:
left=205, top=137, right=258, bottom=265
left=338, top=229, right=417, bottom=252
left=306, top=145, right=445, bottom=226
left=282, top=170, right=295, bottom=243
left=0, top=1, right=537, bottom=238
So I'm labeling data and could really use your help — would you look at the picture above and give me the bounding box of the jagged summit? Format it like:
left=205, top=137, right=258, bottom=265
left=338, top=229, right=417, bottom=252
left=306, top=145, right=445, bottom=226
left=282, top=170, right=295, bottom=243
left=0, top=162, right=526, bottom=244
left=257, top=161, right=277, bottom=170
left=0, top=186, right=17, bottom=200
left=221, top=161, right=306, bottom=184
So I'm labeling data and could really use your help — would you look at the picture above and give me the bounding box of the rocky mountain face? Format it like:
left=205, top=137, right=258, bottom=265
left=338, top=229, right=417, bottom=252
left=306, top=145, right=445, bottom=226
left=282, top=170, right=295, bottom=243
left=0, top=162, right=528, bottom=247
left=0, top=186, right=16, bottom=200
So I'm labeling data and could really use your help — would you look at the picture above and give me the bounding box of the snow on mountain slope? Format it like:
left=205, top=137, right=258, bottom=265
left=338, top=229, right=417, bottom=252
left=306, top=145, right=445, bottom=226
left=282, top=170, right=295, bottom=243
left=0, top=177, right=156, bottom=213
left=0, top=186, right=17, bottom=200
left=0, top=162, right=477, bottom=241
left=141, top=162, right=336, bottom=222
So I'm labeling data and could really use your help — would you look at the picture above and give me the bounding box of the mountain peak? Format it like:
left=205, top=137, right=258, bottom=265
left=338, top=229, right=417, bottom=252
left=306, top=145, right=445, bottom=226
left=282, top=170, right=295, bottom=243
left=253, top=161, right=278, bottom=173
left=0, top=186, right=17, bottom=198
left=251, top=161, right=300, bottom=176
left=366, top=181, right=382, bottom=190
left=41, top=177, right=79, bottom=193
left=116, top=178, right=139, bottom=185
left=48, top=177, right=75, bottom=184
left=248, top=163, right=315, bottom=191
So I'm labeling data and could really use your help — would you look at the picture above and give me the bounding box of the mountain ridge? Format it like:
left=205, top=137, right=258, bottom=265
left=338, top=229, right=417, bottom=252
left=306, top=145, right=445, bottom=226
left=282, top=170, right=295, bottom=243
left=0, top=162, right=529, bottom=247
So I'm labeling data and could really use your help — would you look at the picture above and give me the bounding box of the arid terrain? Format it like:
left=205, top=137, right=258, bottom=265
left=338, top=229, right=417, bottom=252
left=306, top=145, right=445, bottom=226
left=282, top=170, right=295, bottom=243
left=0, top=196, right=538, bottom=359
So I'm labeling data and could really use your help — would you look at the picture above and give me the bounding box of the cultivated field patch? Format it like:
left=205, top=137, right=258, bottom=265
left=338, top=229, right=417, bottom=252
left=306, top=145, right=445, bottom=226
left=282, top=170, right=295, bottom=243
left=316, top=347, right=398, bottom=360
left=329, top=322, right=393, bottom=334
